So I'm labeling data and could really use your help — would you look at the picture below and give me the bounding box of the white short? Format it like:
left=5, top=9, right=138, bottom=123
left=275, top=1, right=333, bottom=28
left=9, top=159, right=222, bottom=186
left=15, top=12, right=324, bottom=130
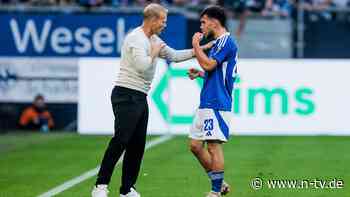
left=189, top=108, right=234, bottom=142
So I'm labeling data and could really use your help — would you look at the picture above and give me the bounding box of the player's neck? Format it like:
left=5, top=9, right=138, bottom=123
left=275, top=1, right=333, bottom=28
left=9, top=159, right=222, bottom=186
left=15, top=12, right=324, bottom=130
left=213, top=28, right=227, bottom=39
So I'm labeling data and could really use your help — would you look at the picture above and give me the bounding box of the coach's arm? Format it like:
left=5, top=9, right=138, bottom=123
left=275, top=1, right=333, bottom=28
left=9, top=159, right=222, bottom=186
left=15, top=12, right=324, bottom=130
left=157, top=36, right=213, bottom=63
left=130, top=39, right=165, bottom=73
left=159, top=46, right=194, bottom=62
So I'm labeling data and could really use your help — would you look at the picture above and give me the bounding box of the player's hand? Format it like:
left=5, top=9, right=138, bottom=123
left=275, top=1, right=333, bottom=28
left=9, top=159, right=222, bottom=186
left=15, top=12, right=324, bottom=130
left=201, top=41, right=214, bottom=50
left=150, top=41, right=165, bottom=59
left=187, top=68, right=202, bottom=80
left=192, top=32, right=203, bottom=47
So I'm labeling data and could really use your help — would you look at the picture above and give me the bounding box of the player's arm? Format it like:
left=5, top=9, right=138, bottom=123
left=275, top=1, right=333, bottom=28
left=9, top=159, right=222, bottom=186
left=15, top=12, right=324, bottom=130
left=192, top=33, right=217, bottom=72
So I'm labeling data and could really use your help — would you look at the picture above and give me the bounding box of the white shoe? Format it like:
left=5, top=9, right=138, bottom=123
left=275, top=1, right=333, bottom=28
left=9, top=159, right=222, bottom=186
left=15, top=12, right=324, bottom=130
left=120, top=188, right=141, bottom=197
left=221, top=181, right=231, bottom=195
left=91, top=184, right=109, bottom=197
left=206, top=191, right=221, bottom=197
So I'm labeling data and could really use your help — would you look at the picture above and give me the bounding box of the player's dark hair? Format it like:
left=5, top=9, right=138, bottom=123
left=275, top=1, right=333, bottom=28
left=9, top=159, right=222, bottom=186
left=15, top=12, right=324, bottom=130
left=200, top=6, right=227, bottom=27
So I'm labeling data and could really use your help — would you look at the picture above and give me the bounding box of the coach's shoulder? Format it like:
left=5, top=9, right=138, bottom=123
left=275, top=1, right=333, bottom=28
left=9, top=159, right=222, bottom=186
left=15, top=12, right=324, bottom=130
left=125, top=29, right=148, bottom=47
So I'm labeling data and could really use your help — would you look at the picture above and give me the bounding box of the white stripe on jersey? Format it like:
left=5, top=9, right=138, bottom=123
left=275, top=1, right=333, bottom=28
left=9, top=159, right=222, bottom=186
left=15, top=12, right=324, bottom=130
left=217, top=37, right=225, bottom=50
left=222, top=61, right=228, bottom=84
left=219, top=35, right=228, bottom=49
left=215, top=35, right=228, bottom=55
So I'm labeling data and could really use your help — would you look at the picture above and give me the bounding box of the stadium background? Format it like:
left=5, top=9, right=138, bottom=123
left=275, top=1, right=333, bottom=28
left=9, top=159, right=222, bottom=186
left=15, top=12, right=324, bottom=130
left=0, top=1, right=349, bottom=196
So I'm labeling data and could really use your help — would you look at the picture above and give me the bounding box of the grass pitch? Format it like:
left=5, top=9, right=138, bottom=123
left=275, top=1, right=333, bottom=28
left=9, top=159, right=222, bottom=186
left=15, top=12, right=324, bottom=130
left=0, top=132, right=349, bottom=197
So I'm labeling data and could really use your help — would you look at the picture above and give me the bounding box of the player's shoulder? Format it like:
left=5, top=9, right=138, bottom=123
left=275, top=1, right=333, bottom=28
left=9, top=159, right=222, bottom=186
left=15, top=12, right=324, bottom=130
left=228, top=36, right=237, bottom=47
left=224, top=36, right=237, bottom=50
left=215, top=33, right=237, bottom=51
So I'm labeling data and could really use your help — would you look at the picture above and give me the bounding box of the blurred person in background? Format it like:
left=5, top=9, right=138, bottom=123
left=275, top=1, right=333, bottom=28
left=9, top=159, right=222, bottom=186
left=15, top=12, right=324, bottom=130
left=296, top=0, right=333, bottom=20
left=19, top=94, right=54, bottom=132
left=219, top=0, right=290, bottom=37
left=302, top=0, right=332, bottom=10
left=0, top=0, right=13, bottom=4
left=172, top=0, right=187, bottom=6
left=263, top=0, right=291, bottom=16
left=201, top=0, right=219, bottom=4
left=131, top=0, right=167, bottom=6
left=30, top=0, right=59, bottom=6
left=79, top=0, right=104, bottom=7
left=220, top=0, right=267, bottom=37
left=332, top=0, right=350, bottom=7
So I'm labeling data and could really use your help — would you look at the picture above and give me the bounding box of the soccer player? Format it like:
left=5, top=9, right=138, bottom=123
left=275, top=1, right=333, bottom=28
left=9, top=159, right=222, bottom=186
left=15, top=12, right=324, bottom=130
left=188, top=6, right=238, bottom=197
left=91, top=3, right=211, bottom=197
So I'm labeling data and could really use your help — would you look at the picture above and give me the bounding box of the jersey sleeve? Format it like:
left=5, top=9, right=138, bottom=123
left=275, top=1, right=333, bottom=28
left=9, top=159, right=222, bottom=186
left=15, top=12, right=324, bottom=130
left=211, top=39, right=234, bottom=66
left=127, top=36, right=154, bottom=72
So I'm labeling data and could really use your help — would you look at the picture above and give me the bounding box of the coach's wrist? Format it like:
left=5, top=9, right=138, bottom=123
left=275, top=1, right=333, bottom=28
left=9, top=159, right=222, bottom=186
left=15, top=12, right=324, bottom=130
left=191, top=49, right=196, bottom=57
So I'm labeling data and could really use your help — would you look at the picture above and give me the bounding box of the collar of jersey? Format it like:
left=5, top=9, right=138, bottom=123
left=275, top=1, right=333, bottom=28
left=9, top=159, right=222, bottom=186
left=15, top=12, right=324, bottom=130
left=214, top=32, right=230, bottom=44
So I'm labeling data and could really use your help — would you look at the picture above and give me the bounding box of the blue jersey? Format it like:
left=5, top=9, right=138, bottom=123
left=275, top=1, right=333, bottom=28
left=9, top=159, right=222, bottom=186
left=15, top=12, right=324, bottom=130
left=199, top=33, right=238, bottom=111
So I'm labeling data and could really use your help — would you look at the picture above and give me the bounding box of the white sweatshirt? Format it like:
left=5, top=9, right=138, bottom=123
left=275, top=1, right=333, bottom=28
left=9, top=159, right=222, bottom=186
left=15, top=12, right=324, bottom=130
left=115, top=26, right=194, bottom=94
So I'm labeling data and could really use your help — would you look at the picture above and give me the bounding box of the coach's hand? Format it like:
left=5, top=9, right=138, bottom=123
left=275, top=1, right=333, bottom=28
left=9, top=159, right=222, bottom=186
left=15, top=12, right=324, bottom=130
left=192, top=32, right=203, bottom=48
left=187, top=68, right=204, bottom=80
left=151, top=41, right=165, bottom=59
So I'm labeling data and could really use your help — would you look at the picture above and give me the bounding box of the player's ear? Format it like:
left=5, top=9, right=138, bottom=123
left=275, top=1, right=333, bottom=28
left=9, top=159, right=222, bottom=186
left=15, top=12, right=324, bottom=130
left=207, top=18, right=214, bottom=25
left=212, top=19, right=220, bottom=28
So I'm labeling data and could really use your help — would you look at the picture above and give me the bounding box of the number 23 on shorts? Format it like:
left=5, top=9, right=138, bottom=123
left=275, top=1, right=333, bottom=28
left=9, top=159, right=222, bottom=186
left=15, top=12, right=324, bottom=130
left=204, top=119, right=214, bottom=136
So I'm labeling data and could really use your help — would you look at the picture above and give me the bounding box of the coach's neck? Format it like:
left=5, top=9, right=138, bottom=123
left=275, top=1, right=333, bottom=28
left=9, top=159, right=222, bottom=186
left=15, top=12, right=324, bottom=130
left=142, top=23, right=153, bottom=38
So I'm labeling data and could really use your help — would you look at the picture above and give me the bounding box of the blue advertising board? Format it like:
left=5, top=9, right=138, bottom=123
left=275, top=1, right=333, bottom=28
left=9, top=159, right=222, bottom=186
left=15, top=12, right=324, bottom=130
left=0, top=12, right=187, bottom=57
